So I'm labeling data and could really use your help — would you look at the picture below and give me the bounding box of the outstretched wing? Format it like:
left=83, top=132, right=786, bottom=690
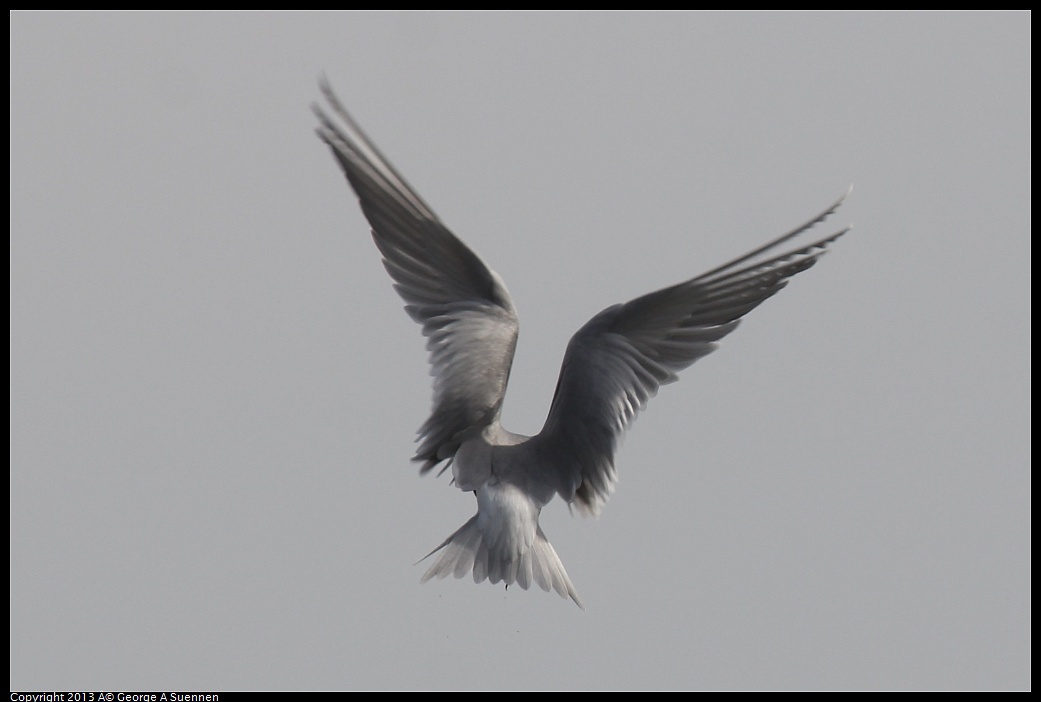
left=536, top=194, right=851, bottom=515
left=314, top=80, right=520, bottom=473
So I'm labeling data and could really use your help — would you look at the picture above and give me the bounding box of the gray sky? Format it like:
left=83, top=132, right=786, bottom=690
left=10, top=11, right=1030, bottom=691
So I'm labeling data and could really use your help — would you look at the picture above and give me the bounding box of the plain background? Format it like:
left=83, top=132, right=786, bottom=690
left=10, top=11, right=1030, bottom=691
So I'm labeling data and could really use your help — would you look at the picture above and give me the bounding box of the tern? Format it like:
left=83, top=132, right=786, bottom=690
left=314, top=80, right=850, bottom=609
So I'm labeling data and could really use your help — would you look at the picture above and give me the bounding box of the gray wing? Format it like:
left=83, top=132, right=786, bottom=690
left=536, top=193, right=851, bottom=515
left=314, top=80, right=519, bottom=473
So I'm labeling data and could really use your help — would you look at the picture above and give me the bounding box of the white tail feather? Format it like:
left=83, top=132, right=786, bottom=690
left=420, top=514, right=584, bottom=609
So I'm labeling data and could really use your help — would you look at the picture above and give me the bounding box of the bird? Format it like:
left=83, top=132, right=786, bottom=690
left=313, top=79, right=850, bottom=609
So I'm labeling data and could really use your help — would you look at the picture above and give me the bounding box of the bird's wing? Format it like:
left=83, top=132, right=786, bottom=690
left=314, top=80, right=519, bottom=473
left=535, top=193, right=851, bottom=515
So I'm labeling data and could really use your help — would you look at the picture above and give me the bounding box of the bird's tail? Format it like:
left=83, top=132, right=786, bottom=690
left=419, top=514, right=584, bottom=609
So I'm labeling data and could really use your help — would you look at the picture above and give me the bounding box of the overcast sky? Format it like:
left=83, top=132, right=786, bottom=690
left=10, top=11, right=1030, bottom=691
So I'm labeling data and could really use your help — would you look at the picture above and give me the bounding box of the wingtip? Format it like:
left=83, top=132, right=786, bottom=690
left=318, top=77, right=358, bottom=130
left=823, top=187, right=852, bottom=222
left=834, top=183, right=854, bottom=208
left=317, top=72, right=336, bottom=102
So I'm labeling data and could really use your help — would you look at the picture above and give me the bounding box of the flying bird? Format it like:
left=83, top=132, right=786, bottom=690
left=314, top=80, right=850, bottom=609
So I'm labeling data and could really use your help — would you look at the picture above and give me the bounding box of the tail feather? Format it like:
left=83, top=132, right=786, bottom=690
left=420, top=516, right=584, bottom=609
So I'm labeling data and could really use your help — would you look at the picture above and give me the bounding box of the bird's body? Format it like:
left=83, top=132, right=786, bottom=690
left=314, top=80, right=850, bottom=609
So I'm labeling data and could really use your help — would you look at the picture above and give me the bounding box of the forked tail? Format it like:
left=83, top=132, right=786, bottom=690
left=419, top=514, right=584, bottom=609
